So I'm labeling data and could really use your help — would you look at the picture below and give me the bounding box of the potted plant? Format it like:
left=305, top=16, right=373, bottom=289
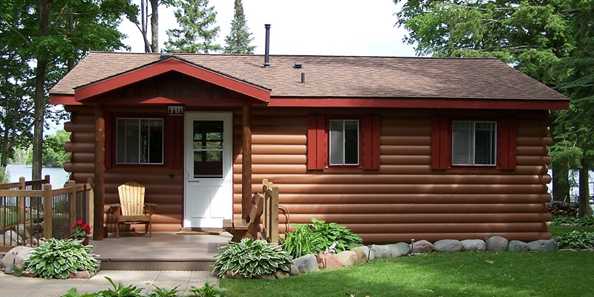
left=70, top=219, right=91, bottom=245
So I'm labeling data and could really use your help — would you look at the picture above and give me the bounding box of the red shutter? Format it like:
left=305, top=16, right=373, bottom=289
left=497, top=119, right=517, bottom=170
left=165, top=116, right=184, bottom=169
left=431, top=117, right=450, bottom=170
left=361, top=115, right=381, bottom=170
left=307, top=115, right=327, bottom=170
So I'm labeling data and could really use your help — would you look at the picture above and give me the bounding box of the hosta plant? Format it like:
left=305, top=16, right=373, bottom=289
left=213, top=239, right=292, bottom=279
left=283, top=219, right=362, bottom=258
left=557, top=231, right=594, bottom=249
left=25, top=238, right=98, bottom=279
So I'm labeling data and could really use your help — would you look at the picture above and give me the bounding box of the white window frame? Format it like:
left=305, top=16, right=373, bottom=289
left=115, top=117, right=165, bottom=165
left=329, top=119, right=360, bottom=166
left=451, top=120, right=497, bottom=166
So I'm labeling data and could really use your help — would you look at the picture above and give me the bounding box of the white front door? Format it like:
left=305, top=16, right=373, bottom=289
left=184, top=112, right=233, bottom=228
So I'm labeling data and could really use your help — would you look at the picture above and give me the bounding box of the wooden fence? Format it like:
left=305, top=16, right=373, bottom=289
left=0, top=176, right=93, bottom=251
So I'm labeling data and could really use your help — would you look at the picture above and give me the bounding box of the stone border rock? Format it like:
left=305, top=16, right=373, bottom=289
left=286, top=236, right=561, bottom=277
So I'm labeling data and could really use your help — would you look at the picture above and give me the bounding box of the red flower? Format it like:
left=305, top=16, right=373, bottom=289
left=73, top=219, right=91, bottom=234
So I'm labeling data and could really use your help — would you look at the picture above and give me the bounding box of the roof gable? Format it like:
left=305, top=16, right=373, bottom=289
left=73, top=56, right=270, bottom=102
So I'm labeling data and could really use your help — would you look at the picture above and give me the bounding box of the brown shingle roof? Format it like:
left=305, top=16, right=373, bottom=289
left=50, top=52, right=567, bottom=101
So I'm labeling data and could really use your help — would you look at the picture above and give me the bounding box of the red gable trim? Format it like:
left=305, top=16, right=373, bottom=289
left=49, top=95, right=80, bottom=105
left=74, top=58, right=271, bottom=102
left=268, top=97, right=568, bottom=110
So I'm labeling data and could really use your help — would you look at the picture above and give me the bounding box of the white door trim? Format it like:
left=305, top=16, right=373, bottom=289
left=183, top=111, right=233, bottom=228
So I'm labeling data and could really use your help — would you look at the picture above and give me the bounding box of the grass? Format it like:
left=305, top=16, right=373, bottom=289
left=221, top=251, right=594, bottom=297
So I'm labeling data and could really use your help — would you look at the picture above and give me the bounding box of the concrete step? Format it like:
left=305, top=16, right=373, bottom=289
left=98, top=257, right=215, bottom=271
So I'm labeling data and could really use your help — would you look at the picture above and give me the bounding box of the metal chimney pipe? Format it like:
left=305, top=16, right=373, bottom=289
left=264, top=24, right=271, bottom=67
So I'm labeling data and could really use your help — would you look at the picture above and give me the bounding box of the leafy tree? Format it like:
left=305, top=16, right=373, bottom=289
left=0, top=0, right=136, bottom=180
left=165, top=0, right=221, bottom=53
left=224, top=0, right=254, bottom=54
left=42, top=130, right=70, bottom=167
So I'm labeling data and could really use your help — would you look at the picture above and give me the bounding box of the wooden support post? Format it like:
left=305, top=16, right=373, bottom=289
left=269, top=184, right=279, bottom=244
left=94, top=106, right=106, bottom=240
left=86, top=178, right=95, bottom=238
left=241, top=103, right=252, bottom=220
left=42, top=184, right=53, bottom=239
left=67, top=180, right=77, bottom=230
left=18, top=177, right=26, bottom=244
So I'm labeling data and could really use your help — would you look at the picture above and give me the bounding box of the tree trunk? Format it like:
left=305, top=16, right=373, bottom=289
left=32, top=0, right=51, bottom=182
left=578, top=158, right=592, bottom=217
left=552, top=162, right=570, bottom=202
left=150, top=0, right=159, bottom=53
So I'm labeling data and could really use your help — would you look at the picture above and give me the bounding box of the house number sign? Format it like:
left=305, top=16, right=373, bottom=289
left=168, top=105, right=184, bottom=115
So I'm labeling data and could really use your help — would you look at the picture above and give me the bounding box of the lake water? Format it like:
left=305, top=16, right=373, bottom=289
left=5, top=164, right=70, bottom=188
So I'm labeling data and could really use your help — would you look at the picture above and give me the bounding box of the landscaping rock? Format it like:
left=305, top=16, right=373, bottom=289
left=1, top=246, right=34, bottom=274
left=412, top=240, right=434, bottom=253
left=434, top=240, right=463, bottom=252
left=528, top=240, right=558, bottom=252
left=317, top=253, right=344, bottom=270
left=508, top=240, right=529, bottom=252
left=69, top=271, right=92, bottom=279
left=290, top=254, right=319, bottom=275
left=0, top=230, right=23, bottom=247
left=274, top=271, right=290, bottom=279
left=387, top=243, right=410, bottom=257
left=335, top=251, right=358, bottom=267
left=486, top=236, right=509, bottom=252
left=350, top=246, right=370, bottom=264
left=369, top=244, right=391, bottom=259
left=461, top=239, right=486, bottom=251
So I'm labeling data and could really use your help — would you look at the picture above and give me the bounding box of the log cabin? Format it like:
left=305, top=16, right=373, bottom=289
left=49, top=47, right=568, bottom=243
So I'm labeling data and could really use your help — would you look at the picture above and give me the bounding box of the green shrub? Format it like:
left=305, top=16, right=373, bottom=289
left=283, top=219, right=362, bottom=258
left=189, top=283, right=225, bottom=297
left=25, top=239, right=98, bottom=279
left=557, top=231, right=594, bottom=249
left=552, top=215, right=594, bottom=227
left=148, top=286, right=179, bottom=297
left=213, top=239, right=292, bottom=279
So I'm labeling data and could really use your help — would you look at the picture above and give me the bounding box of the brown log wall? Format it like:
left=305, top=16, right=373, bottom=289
left=233, top=109, right=552, bottom=243
left=65, top=106, right=552, bottom=241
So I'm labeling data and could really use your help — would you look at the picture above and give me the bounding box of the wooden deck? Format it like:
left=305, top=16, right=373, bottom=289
left=91, top=233, right=231, bottom=271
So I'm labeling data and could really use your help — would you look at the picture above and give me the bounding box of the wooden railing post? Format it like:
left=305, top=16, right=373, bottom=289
left=87, top=179, right=94, bottom=238
left=66, top=180, right=77, bottom=230
left=42, top=184, right=53, bottom=239
left=269, top=184, right=279, bottom=244
left=17, top=177, right=26, bottom=245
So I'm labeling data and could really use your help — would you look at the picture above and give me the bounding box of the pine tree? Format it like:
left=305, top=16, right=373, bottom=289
left=224, top=0, right=254, bottom=54
left=165, top=0, right=221, bottom=53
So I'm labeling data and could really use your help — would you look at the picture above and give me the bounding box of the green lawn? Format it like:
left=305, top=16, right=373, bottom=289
left=221, top=251, right=594, bottom=297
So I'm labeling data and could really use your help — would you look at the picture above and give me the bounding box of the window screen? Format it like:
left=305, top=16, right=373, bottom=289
left=452, top=121, right=496, bottom=166
left=116, top=118, right=164, bottom=164
left=329, top=119, right=359, bottom=165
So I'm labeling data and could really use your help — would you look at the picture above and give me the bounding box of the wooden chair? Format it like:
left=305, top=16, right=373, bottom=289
left=110, top=182, right=156, bottom=237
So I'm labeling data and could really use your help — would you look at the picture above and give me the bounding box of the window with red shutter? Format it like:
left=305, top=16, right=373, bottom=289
left=307, top=114, right=380, bottom=171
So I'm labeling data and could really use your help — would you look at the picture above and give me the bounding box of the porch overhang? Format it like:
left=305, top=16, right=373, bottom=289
left=51, top=57, right=271, bottom=104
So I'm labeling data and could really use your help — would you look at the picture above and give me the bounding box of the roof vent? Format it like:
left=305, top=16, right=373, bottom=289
left=263, top=24, right=271, bottom=67
left=300, top=72, right=305, bottom=84
left=293, top=63, right=302, bottom=69
left=160, top=50, right=171, bottom=60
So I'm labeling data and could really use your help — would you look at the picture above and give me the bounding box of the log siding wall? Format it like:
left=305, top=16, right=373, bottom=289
left=65, top=106, right=552, bottom=242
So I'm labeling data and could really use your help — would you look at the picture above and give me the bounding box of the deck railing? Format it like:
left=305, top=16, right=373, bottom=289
left=0, top=177, right=94, bottom=251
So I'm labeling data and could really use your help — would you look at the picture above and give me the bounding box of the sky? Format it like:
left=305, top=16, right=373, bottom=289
left=119, top=0, right=417, bottom=56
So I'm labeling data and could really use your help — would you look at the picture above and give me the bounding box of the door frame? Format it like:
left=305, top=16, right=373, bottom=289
left=183, top=111, right=233, bottom=229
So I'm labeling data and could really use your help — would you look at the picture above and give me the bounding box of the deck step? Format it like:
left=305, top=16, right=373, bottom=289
left=99, top=258, right=215, bottom=271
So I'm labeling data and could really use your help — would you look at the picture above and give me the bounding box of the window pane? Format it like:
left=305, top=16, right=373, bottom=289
left=194, top=150, right=223, bottom=177
left=475, top=122, right=496, bottom=165
left=193, top=121, right=223, bottom=149
left=344, top=120, right=359, bottom=164
left=148, top=120, right=163, bottom=163
left=124, top=119, right=140, bottom=163
left=452, top=121, right=473, bottom=165
left=329, top=120, right=344, bottom=165
left=116, top=120, right=127, bottom=163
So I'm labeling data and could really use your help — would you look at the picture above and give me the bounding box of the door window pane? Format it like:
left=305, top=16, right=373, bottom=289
left=193, top=120, right=224, bottom=178
left=116, top=118, right=163, bottom=164
left=329, top=119, right=359, bottom=165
